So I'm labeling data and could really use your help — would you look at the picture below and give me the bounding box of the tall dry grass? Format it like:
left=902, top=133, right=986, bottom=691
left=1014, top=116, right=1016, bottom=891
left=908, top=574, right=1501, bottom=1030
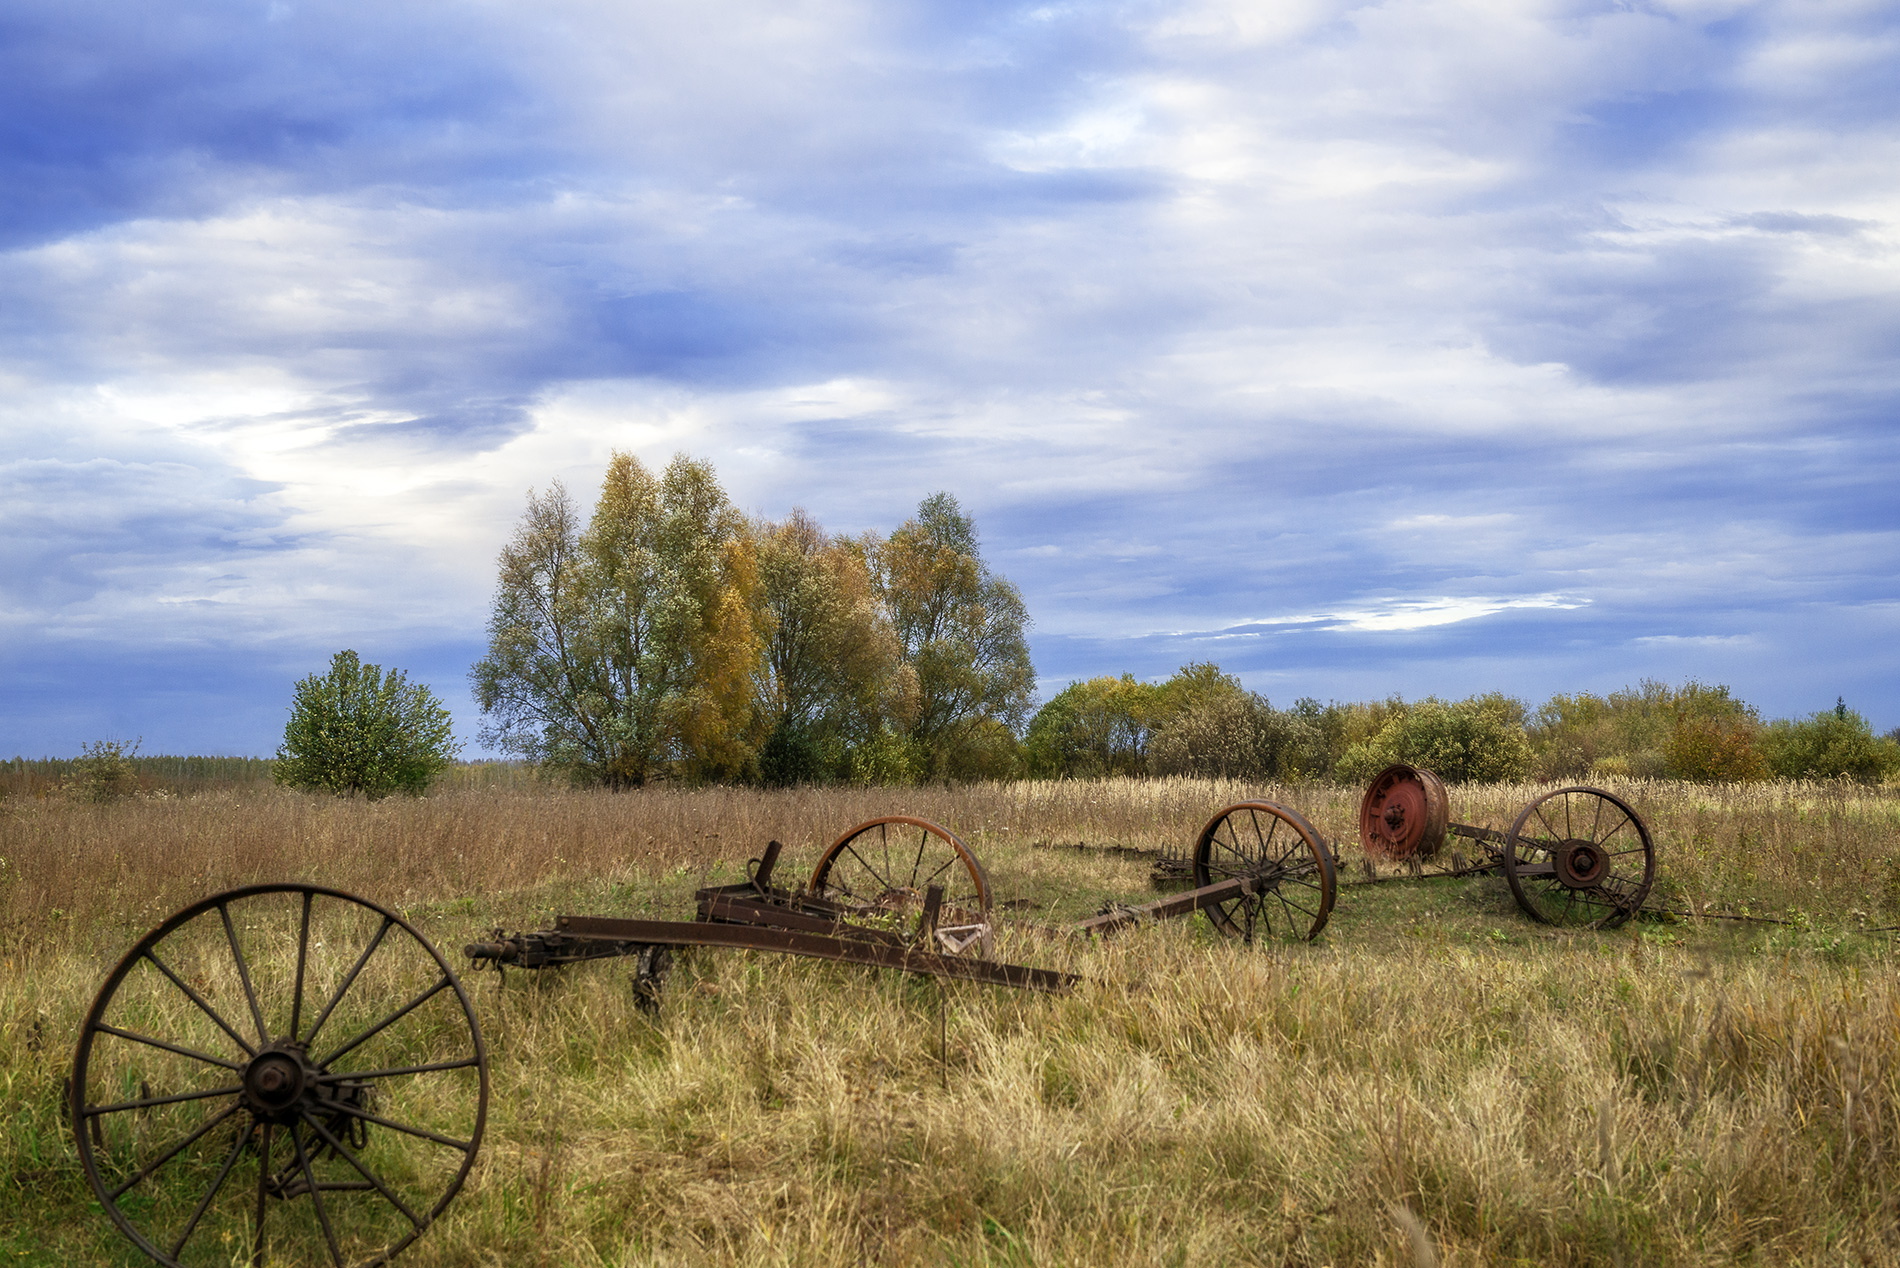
left=6, top=777, right=1896, bottom=954
left=5, top=778, right=1900, bottom=1265
left=7, top=896, right=1899, bottom=1265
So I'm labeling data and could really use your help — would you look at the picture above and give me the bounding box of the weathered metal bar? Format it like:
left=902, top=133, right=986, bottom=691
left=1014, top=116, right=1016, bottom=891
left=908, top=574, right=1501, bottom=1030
left=697, top=891, right=910, bottom=946
left=1448, top=822, right=1508, bottom=847
left=547, top=915, right=1076, bottom=994
left=1072, top=875, right=1261, bottom=936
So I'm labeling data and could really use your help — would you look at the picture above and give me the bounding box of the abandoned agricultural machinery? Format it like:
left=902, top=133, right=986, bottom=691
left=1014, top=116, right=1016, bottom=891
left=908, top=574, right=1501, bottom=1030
left=66, top=784, right=1648, bottom=1267
left=1357, top=764, right=1657, bottom=929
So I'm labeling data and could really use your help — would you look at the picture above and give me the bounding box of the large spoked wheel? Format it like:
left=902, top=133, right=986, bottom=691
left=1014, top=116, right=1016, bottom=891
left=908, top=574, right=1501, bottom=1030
left=1192, top=802, right=1337, bottom=942
left=71, top=883, right=487, bottom=1268
left=1503, top=787, right=1656, bottom=929
left=808, top=816, right=993, bottom=954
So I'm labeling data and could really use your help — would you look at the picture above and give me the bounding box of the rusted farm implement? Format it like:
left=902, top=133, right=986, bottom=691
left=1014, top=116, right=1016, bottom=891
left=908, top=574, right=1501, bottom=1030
left=68, top=801, right=1338, bottom=1267
left=1357, top=763, right=1657, bottom=929
left=66, top=782, right=1654, bottom=1266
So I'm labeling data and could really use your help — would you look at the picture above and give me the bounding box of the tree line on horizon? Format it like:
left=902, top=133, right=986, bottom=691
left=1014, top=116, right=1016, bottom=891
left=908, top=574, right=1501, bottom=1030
left=1023, top=670, right=1900, bottom=786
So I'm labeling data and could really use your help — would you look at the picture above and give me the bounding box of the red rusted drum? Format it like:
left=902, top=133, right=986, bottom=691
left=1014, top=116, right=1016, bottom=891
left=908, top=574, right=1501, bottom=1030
left=1359, top=763, right=1450, bottom=861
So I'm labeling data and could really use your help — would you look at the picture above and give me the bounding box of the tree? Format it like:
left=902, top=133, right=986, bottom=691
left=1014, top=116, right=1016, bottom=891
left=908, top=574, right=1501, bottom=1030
left=275, top=651, right=458, bottom=798
left=867, top=493, right=1035, bottom=777
left=755, top=509, right=910, bottom=786
left=471, top=452, right=770, bottom=786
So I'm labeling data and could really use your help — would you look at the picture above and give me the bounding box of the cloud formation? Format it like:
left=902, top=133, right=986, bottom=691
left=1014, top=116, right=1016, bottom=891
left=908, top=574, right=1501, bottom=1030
left=4, top=0, right=1898, bottom=754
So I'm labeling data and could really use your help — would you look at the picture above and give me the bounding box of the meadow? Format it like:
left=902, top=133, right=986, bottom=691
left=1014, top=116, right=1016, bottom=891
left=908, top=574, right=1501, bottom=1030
left=4, top=776, right=1900, bottom=1265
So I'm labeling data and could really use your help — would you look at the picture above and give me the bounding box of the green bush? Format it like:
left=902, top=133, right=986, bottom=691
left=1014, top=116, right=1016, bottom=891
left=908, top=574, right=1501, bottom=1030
left=759, top=722, right=824, bottom=787
left=1336, top=695, right=1532, bottom=785
left=1762, top=700, right=1900, bottom=781
left=275, top=650, right=459, bottom=799
left=73, top=738, right=144, bottom=802
left=1660, top=682, right=1765, bottom=782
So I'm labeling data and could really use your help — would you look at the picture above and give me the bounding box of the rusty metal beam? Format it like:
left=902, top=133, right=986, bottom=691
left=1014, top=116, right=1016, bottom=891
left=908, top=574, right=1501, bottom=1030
left=549, top=915, right=1076, bottom=994
left=1073, top=875, right=1264, bottom=935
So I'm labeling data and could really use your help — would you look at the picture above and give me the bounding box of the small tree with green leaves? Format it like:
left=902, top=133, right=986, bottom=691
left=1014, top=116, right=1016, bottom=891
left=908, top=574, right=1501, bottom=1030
left=276, top=651, right=459, bottom=798
left=74, top=738, right=143, bottom=802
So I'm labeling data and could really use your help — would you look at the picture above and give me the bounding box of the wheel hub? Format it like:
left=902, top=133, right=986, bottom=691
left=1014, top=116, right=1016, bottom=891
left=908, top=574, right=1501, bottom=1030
left=242, top=1046, right=314, bottom=1121
left=1553, top=839, right=1608, bottom=889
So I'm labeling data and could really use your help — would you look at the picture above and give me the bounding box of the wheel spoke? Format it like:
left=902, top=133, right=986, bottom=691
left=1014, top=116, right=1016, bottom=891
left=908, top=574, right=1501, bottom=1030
left=313, top=1055, right=480, bottom=1084
left=1213, top=830, right=1251, bottom=870
left=303, top=916, right=395, bottom=1049
left=301, top=1109, right=426, bottom=1228
left=219, top=902, right=271, bottom=1045
left=322, top=1100, right=474, bottom=1151
left=290, top=889, right=314, bottom=1042
left=841, top=843, right=893, bottom=891
left=105, top=1101, right=244, bottom=1201
left=318, top=974, right=452, bottom=1068
left=169, top=1118, right=257, bottom=1260
left=142, top=950, right=257, bottom=1058
left=907, top=828, right=928, bottom=890
left=252, top=1122, right=273, bottom=1268
left=88, top=1083, right=244, bottom=1116
left=93, top=1024, right=243, bottom=1072
left=290, top=1122, right=347, bottom=1268
left=1274, top=890, right=1319, bottom=920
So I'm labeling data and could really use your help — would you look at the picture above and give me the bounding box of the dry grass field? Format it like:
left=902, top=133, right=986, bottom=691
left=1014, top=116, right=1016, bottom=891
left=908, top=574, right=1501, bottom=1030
left=4, top=777, right=1900, bottom=1266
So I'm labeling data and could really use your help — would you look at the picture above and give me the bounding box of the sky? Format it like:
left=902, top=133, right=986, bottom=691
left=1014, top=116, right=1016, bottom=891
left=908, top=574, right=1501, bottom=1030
left=3, top=0, right=1898, bottom=758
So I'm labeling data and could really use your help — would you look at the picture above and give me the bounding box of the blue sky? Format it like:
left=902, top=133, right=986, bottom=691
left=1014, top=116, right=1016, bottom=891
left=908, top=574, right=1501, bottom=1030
left=4, top=0, right=1898, bottom=757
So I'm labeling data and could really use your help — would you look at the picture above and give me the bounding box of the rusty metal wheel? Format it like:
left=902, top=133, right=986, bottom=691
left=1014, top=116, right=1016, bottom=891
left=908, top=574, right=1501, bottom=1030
left=808, top=816, right=993, bottom=953
left=1503, top=787, right=1656, bottom=929
left=71, top=884, right=487, bottom=1267
left=1359, top=763, right=1450, bottom=862
left=1192, top=802, right=1337, bottom=942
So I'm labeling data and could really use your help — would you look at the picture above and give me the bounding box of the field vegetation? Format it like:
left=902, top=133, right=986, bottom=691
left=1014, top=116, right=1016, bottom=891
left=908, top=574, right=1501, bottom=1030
left=5, top=777, right=1900, bottom=1265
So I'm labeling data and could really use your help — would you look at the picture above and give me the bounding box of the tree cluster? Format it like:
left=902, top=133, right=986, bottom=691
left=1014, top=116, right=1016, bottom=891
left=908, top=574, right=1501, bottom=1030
left=471, top=455, right=1035, bottom=786
left=1025, top=671, right=1900, bottom=785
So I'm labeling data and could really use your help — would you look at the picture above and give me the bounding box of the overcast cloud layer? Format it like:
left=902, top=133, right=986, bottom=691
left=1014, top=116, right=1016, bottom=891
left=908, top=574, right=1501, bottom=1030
left=4, top=0, right=1898, bottom=756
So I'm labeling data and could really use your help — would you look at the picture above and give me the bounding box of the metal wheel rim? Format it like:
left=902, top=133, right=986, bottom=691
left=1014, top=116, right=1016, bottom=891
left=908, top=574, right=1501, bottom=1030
left=807, top=816, right=993, bottom=929
left=1502, top=787, right=1656, bottom=929
left=1358, top=763, right=1450, bottom=862
left=1192, top=801, right=1337, bottom=942
left=71, top=883, right=488, bottom=1267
